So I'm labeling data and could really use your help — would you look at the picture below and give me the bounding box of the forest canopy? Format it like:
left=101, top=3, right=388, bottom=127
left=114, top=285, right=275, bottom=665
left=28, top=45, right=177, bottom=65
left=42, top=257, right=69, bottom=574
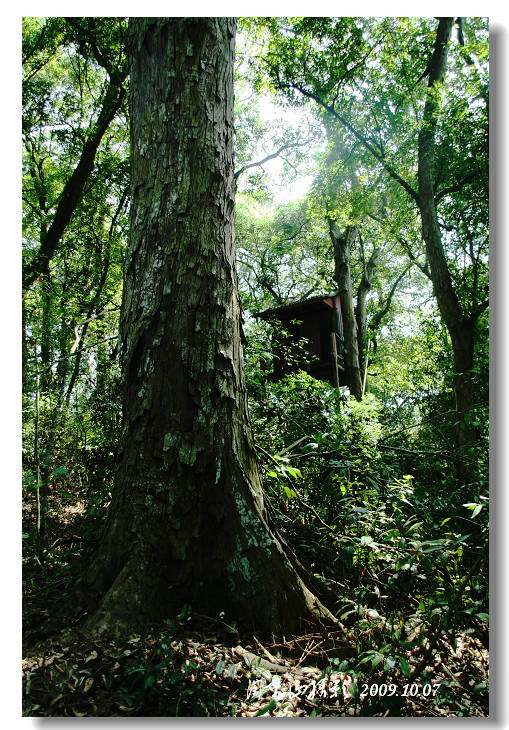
left=21, top=16, right=489, bottom=718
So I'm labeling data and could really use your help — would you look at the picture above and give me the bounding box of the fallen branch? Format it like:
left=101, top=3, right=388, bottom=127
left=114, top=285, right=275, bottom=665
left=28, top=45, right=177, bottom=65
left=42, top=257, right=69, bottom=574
left=234, top=645, right=295, bottom=675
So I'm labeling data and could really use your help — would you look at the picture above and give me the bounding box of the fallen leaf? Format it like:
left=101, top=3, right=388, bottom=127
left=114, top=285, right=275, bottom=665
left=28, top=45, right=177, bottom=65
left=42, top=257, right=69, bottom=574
left=83, top=677, right=94, bottom=693
left=116, top=704, right=134, bottom=712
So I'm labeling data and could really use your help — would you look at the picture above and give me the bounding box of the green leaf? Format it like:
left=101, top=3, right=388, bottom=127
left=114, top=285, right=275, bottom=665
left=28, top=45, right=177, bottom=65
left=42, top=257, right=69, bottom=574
left=473, top=682, right=488, bottom=693
left=399, top=657, right=411, bottom=678
left=343, top=545, right=355, bottom=566
left=283, top=485, right=297, bottom=500
left=360, top=535, right=373, bottom=546
left=51, top=466, right=69, bottom=476
left=348, top=682, right=359, bottom=698
left=285, top=465, right=302, bottom=479
left=256, top=700, right=277, bottom=716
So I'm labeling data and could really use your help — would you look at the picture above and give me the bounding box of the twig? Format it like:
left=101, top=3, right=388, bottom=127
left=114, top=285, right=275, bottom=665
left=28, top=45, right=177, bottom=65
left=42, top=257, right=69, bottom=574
left=253, top=636, right=281, bottom=666
left=297, top=640, right=325, bottom=668
left=276, top=435, right=310, bottom=457
left=295, top=639, right=312, bottom=666
left=438, top=648, right=469, bottom=692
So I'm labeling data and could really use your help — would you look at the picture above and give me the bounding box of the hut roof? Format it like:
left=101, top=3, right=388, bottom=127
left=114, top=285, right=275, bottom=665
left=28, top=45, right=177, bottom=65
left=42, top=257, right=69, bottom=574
left=253, top=294, right=339, bottom=320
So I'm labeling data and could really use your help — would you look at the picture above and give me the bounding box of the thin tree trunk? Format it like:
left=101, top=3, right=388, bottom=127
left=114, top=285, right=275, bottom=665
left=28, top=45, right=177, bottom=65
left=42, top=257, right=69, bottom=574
left=64, top=191, right=126, bottom=407
left=22, top=299, right=29, bottom=393
left=356, top=242, right=380, bottom=376
left=450, top=319, right=479, bottom=452
left=34, top=359, right=41, bottom=552
left=328, top=219, right=363, bottom=400
left=63, top=322, right=90, bottom=408
left=37, top=355, right=70, bottom=556
left=39, top=274, right=53, bottom=392
left=84, top=17, right=333, bottom=637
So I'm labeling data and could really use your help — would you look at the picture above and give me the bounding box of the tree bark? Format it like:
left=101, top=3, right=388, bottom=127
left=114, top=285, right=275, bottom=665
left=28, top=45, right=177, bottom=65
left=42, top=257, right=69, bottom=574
left=417, top=17, right=479, bottom=453
left=328, top=219, right=363, bottom=400
left=84, top=18, right=333, bottom=637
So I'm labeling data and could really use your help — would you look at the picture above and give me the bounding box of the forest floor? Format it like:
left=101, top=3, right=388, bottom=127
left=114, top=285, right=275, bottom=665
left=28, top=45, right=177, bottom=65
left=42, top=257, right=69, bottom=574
left=22, top=487, right=489, bottom=718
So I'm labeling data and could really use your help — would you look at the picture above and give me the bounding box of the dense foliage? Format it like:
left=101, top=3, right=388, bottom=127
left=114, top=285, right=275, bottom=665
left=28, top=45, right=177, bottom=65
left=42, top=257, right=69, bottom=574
left=22, top=16, right=488, bottom=717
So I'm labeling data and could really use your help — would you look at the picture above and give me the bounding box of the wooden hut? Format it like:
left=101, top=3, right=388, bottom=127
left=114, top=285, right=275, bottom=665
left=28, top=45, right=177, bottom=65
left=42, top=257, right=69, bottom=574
left=253, top=294, right=345, bottom=387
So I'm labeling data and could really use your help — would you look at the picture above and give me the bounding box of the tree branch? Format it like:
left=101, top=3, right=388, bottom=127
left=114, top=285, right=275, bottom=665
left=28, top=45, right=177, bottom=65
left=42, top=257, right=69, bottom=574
left=234, top=140, right=310, bottom=181
left=434, top=171, right=478, bottom=205
left=23, top=76, right=127, bottom=292
left=288, top=82, right=420, bottom=204
left=370, top=263, right=411, bottom=333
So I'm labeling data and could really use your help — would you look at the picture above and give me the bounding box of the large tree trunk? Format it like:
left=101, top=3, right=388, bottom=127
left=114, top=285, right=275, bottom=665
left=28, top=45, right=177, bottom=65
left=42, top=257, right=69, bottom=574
left=417, top=17, right=479, bottom=455
left=328, top=219, right=363, bottom=400
left=84, top=18, right=332, bottom=636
